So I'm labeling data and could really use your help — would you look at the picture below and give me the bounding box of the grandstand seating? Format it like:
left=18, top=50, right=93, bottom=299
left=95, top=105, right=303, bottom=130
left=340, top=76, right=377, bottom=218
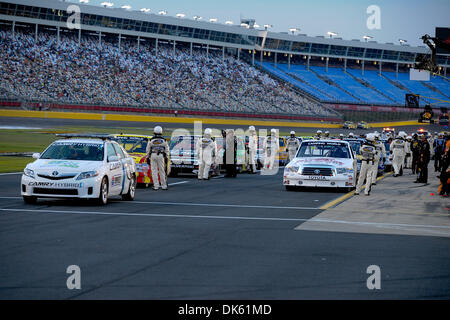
left=0, top=30, right=337, bottom=118
left=260, top=62, right=450, bottom=107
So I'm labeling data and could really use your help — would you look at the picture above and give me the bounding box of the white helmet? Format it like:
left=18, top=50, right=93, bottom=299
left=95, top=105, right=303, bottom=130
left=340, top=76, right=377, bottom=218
left=271, top=128, right=277, bottom=135
left=290, top=131, right=296, bottom=135
left=339, top=133, right=344, bottom=137
left=249, top=126, right=255, bottom=132
left=317, top=130, right=322, bottom=134
left=406, top=136, right=412, bottom=140
left=204, top=128, right=212, bottom=136
left=366, top=133, right=375, bottom=142
left=349, top=132, right=354, bottom=137
left=154, top=126, right=163, bottom=134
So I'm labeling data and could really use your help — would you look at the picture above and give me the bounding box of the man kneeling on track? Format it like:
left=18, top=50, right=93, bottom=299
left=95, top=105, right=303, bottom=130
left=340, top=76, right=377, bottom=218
left=355, top=133, right=377, bottom=196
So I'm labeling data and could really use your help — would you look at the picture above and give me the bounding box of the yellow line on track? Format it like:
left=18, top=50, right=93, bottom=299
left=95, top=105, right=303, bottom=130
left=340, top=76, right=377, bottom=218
left=0, top=109, right=342, bottom=128
left=0, top=109, right=431, bottom=129
left=319, top=173, right=392, bottom=210
left=369, top=120, right=428, bottom=128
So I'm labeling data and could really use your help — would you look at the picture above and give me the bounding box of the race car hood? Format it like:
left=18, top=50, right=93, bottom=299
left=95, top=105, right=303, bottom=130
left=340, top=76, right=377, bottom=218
left=27, top=159, right=102, bottom=174
left=129, top=153, right=146, bottom=163
left=287, top=157, right=353, bottom=168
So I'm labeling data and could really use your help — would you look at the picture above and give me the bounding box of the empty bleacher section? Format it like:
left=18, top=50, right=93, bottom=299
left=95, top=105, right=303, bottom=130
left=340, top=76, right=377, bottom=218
left=259, top=62, right=450, bottom=107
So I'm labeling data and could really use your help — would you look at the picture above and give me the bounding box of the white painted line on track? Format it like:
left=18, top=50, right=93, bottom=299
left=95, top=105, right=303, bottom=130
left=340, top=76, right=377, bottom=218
left=0, top=172, right=22, bottom=176
left=130, top=201, right=318, bottom=210
left=168, top=181, right=189, bottom=186
left=0, top=208, right=313, bottom=222
left=0, top=196, right=319, bottom=210
left=1, top=208, right=449, bottom=231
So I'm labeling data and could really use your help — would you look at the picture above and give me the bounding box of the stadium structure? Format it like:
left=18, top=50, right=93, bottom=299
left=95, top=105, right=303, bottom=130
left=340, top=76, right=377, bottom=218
left=0, top=0, right=449, bottom=122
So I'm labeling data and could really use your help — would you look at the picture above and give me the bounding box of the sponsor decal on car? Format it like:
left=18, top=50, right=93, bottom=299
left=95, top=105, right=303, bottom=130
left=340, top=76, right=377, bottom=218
left=294, top=158, right=345, bottom=166
left=307, top=176, right=329, bottom=181
left=111, top=175, right=122, bottom=187
left=41, top=160, right=80, bottom=168
left=110, top=162, right=121, bottom=170
left=28, top=182, right=83, bottom=188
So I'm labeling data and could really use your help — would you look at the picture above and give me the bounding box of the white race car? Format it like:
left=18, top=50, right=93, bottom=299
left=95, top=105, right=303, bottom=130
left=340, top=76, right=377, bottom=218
left=283, top=140, right=357, bottom=191
left=21, top=134, right=137, bottom=205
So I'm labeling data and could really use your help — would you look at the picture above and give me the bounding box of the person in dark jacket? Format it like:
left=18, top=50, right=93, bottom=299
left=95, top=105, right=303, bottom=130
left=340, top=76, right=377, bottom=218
left=433, top=133, right=446, bottom=172
left=410, top=134, right=421, bottom=175
left=224, top=129, right=237, bottom=178
left=415, top=135, right=431, bottom=184
left=438, top=136, right=450, bottom=196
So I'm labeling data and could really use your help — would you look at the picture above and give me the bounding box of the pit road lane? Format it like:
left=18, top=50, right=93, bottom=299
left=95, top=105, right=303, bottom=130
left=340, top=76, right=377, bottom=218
left=0, top=171, right=449, bottom=299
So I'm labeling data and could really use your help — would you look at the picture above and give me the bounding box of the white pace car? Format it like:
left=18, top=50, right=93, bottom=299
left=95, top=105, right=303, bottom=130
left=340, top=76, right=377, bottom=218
left=283, top=140, right=357, bottom=191
left=21, top=134, right=137, bottom=205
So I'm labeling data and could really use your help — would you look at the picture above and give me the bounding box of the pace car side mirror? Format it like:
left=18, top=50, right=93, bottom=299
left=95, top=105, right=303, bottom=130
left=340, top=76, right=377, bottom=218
left=108, top=155, right=119, bottom=162
left=32, top=153, right=40, bottom=159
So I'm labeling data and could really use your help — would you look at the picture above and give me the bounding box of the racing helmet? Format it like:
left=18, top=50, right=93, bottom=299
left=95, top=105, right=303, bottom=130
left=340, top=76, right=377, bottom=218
left=290, top=131, right=296, bottom=135
left=317, top=130, right=322, bottom=134
left=249, top=126, right=256, bottom=132
left=154, top=126, right=163, bottom=135
left=348, top=132, right=354, bottom=137
left=271, top=128, right=277, bottom=135
left=204, top=128, right=212, bottom=136
left=366, top=133, right=375, bottom=142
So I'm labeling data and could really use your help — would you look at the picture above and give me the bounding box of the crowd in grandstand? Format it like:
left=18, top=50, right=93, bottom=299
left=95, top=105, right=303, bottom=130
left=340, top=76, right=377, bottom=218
left=0, top=29, right=336, bottom=117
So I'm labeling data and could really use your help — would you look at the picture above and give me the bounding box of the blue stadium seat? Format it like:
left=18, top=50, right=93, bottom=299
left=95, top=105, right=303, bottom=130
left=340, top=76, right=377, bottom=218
left=259, top=61, right=450, bottom=107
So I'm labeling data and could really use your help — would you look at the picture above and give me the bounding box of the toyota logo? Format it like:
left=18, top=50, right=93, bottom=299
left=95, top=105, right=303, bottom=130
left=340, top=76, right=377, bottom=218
left=52, top=171, right=59, bottom=176
left=314, top=169, right=321, bottom=175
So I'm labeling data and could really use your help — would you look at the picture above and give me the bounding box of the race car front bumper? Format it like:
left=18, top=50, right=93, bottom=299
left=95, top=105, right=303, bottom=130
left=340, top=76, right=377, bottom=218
left=283, top=173, right=355, bottom=188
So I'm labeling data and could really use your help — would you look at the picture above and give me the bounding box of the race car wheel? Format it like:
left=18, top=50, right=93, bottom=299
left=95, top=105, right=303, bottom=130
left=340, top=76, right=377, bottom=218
left=23, top=196, right=37, bottom=204
left=122, top=175, right=136, bottom=201
left=98, top=177, right=109, bottom=205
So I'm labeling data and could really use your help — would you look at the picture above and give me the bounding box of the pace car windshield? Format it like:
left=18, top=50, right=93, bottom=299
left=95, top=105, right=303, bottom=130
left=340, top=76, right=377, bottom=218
left=296, top=141, right=351, bottom=159
left=112, top=137, right=148, bottom=154
left=40, top=142, right=104, bottom=161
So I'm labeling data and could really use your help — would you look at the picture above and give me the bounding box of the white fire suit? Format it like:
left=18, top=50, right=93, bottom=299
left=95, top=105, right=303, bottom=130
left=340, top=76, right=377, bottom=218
left=390, top=138, right=406, bottom=176
left=404, top=140, right=412, bottom=168
left=263, top=135, right=279, bottom=170
left=248, top=133, right=258, bottom=172
left=286, top=137, right=300, bottom=162
left=356, top=143, right=377, bottom=195
left=196, top=136, right=217, bottom=180
left=368, top=140, right=386, bottom=185
left=146, top=136, right=170, bottom=189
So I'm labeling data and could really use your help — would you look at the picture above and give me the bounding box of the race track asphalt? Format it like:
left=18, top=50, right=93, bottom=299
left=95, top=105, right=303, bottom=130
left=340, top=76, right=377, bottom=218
left=0, top=170, right=449, bottom=300
left=0, top=116, right=444, bottom=136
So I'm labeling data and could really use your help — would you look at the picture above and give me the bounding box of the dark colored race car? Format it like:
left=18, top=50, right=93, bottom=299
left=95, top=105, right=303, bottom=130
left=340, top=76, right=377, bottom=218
left=169, top=135, right=220, bottom=178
